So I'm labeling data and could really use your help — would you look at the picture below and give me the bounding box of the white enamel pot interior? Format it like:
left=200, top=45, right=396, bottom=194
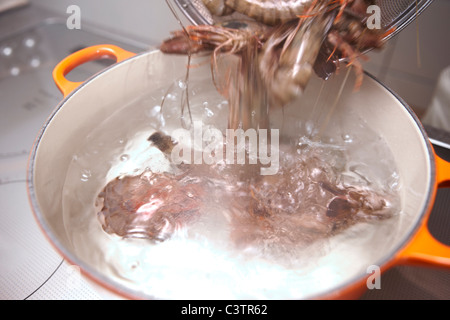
left=27, top=46, right=450, bottom=299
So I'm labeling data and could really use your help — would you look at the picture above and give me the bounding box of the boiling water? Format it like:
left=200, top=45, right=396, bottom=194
left=62, top=76, right=402, bottom=299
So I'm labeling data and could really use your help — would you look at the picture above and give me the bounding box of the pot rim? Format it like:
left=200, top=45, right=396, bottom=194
left=27, top=51, right=157, bottom=299
left=317, top=72, right=438, bottom=299
left=26, top=50, right=437, bottom=299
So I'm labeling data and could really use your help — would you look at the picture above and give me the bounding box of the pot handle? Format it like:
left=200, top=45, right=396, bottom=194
left=436, top=153, right=450, bottom=188
left=396, top=151, right=450, bottom=268
left=53, top=44, right=136, bottom=97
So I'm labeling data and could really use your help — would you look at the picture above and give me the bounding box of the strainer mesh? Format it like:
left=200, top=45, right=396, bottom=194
left=376, top=0, right=433, bottom=39
left=378, top=0, right=419, bottom=27
left=173, top=0, right=433, bottom=40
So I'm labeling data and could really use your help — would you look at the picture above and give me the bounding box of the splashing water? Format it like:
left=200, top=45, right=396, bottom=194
left=61, top=69, right=402, bottom=299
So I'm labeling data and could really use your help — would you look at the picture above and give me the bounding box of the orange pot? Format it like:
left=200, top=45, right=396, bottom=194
left=28, top=45, right=450, bottom=299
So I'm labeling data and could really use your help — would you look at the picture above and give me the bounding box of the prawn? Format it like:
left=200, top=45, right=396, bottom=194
left=161, top=0, right=389, bottom=119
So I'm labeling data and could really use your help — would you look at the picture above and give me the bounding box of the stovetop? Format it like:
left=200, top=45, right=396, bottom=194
left=0, top=4, right=148, bottom=299
left=0, top=4, right=448, bottom=300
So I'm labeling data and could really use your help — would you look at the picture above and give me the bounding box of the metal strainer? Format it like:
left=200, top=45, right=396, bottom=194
left=172, top=0, right=434, bottom=41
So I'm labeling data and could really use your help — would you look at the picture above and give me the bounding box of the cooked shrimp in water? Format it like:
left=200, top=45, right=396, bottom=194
left=95, top=131, right=398, bottom=250
left=162, top=0, right=389, bottom=115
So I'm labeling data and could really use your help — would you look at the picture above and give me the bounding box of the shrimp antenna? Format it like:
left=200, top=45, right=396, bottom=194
left=164, top=0, right=193, bottom=128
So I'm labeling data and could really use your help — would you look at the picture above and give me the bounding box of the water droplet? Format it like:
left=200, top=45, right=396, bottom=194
left=80, top=169, right=91, bottom=182
left=305, top=121, right=314, bottom=135
left=1, top=46, right=12, bottom=57
left=23, top=37, right=36, bottom=48
left=130, top=261, right=140, bottom=270
left=165, top=93, right=176, bottom=101
left=10, top=66, right=20, bottom=76
left=217, top=100, right=228, bottom=110
left=30, top=57, right=40, bottom=68
left=204, top=107, right=214, bottom=118
left=342, top=134, right=353, bottom=143
left=178, top=80, right=186, bottom=90
left=147, top=105, right=161, bottom=118
left=388, top=172, right=400, bottom=190
left=120, top=154, right=130, bottom=162
left=310, top=168, right=323, bottom=179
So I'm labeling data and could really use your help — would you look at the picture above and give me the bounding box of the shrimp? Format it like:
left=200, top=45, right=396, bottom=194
left=223, top=0, right=363, bottom=24
left=259, top=5, right=335, bottom=107
left=96, top=169, right=204, bottom=241
left=320, top=0, right=387, bottom=89
left=160, top=20, right=269, bottom=59
left=161, top=20, right=271, bottom=129
left=225, top=0, right=320, bottom=25
left=202, top=0, right=345, bottom=25
left=161, top=0, right=389, bottom=117
left=202, top=0, right=234, bottom=16
left=227, top=149, right=395, bottom=252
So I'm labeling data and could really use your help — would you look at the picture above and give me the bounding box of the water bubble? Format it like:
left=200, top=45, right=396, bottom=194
left=217, top=100, right=228, bottom=110
left=30, top=57, right=41, bottom=68
left=387, top=172, right=400, bottom=190
left=129, top=260, right=140, bottom=270
left=294, top=181, right=305, bottom=192
left=146, top=105, right=161, bottom=118
left=310, top=167, right=323, bottom=179
left=23, top=37, right=36, bottom=48
left=10, top=66, right=20, bottom=76
left=181, top=116, right=192, bottom=130
left=342, top=134, right=353, bottom=143
left=80, top=169, right=91, bottom=182
left=305, top=121, right=314, bottom=135
left=178, top=80, right=187, bottom=90
left=204, top=107, right=214, bottom=118
left=120, top=154, right=130, bottom=162
left=159, top=115, right=166, bottom=127
left=165, top=93, right=177, bottom=101
left=1, top=46, right=12, bottom=57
